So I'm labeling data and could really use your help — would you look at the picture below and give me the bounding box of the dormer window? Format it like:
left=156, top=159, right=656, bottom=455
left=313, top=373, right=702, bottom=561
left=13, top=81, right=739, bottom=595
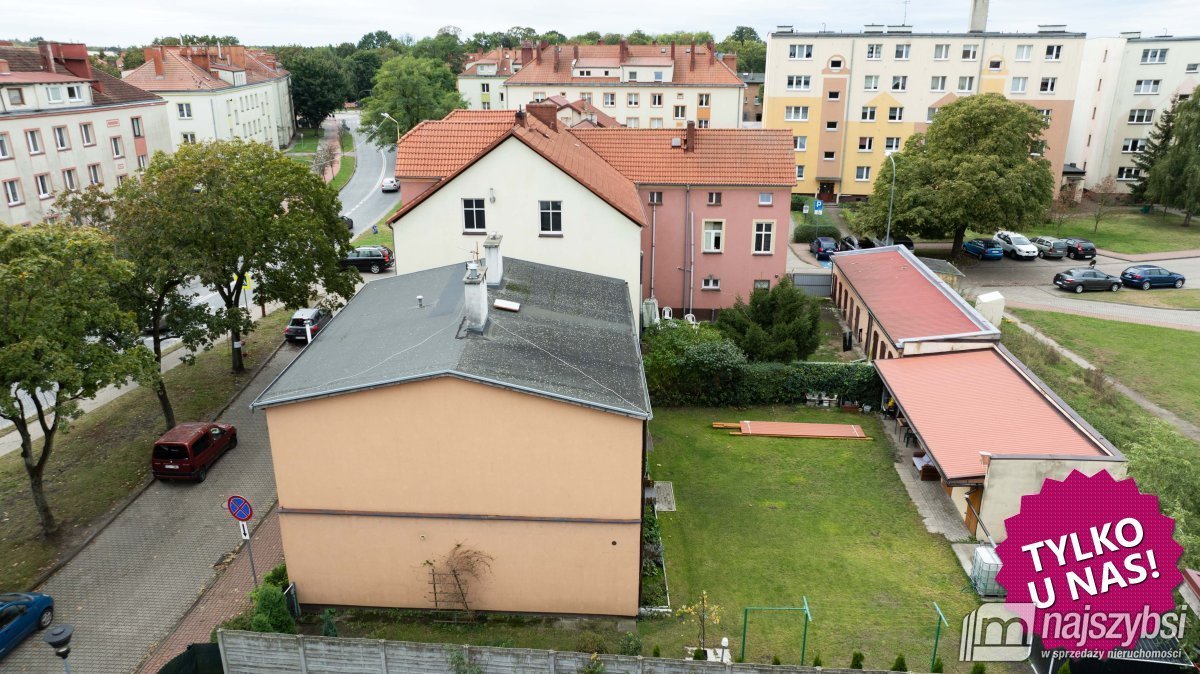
left=47, top=86, right=64, bottom=103
left=66, top=85, right=84, bottom=101
left=628, top=70, right=638, bottom=81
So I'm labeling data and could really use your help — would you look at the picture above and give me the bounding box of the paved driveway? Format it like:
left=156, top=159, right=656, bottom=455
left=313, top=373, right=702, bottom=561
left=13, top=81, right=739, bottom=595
left=4, top=347, right=298, bottom=673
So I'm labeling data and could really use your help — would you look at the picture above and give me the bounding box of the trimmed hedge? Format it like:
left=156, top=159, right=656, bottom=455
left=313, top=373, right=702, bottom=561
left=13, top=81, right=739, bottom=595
left=649, top=360, right=881, bottom=408
left=793, top=223, right=841, bottom=243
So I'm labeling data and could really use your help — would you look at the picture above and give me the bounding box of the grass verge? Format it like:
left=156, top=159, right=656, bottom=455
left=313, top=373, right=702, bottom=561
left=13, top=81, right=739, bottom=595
left=0, top=309, right=291, bottom=590
left=289, top=127, right=323, bottom=154
left=330, top=156, right=356, bottom=192
left=351, top=201, right=403, bottom=248
left=1029, top=208, right=1200, bottom=254
left=340, top=128, right=354, bottom=153
left=1060, top=287, right=1200, bottom=310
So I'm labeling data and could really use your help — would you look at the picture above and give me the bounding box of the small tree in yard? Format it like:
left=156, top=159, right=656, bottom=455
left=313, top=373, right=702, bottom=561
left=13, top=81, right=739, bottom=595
left=969, top=664, right=987, bottom=674
left=850, top=651, right=865, bottom=669
left=248, top=584, right=297, bottom=634
left=677, top=591, right=722, bottom=650
left=890, top=653, right=908, bottom=671
left=1090, top=176, right=1119, bottom=233
left=715, top=276, right=821, bottom=362
left=1048, top=184, right=1078, bottom=235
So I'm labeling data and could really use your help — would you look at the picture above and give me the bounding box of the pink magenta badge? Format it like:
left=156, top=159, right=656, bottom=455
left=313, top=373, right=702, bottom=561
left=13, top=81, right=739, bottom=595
left=995, top=470, right=1184, bottom=655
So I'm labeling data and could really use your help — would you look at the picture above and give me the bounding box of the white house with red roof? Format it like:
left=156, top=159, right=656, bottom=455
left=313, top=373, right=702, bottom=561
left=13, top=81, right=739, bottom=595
left=457, top=46, right=526, bottom=110
left=1, top=41, right=171, bottom=226
left=123, top=45, right=294, bottom=151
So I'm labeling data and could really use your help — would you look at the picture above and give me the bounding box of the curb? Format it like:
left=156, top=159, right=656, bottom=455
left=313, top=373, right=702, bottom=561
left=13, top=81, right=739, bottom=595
left=24, top=334, right=288, bottom=593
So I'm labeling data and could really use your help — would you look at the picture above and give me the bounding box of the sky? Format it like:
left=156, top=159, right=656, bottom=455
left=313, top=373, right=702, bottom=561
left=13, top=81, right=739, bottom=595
left=6, top=0, right=1199, bottom=47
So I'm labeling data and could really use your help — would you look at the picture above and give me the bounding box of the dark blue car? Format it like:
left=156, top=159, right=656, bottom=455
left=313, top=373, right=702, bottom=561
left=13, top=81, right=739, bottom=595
left=962, top=238, right=1004, bottom=260
left=809, top=237, right=838, bottom=260
left=0, top=592, right=54, bottom=660
left=1121, top=265, right=1186, bottom=290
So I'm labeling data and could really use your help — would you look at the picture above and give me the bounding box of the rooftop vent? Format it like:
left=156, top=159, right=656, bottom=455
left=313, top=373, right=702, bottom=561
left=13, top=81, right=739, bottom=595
left=886, top=25, right=913, bottom=33
left=1037, top=24, right=1068, bottom=33
left=671, top=137, right=682, bottom=148
left=776, top=25, right=794, bottom=33
left=493, top=299, right=520, bottom=312
left=863, top=24, right=885, bottom=33
left=1120, top=31, right=1142, bottom=39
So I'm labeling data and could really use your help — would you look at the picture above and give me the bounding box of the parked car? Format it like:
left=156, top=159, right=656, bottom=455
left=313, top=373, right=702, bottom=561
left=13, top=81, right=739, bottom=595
left=884, top=234, right=915, bottom=250
left=1120, top=264, right=1186, bottom=290
left=839, top=235, right=862, bottom=251
left=1031, top=236, right=1068, bottom=259
left=1053, top=268, right=1122, bottom=293
left=809, top=236, right=838, bottom=260
left=151, top=422, right=238, bottom=482
left=962, top=238, right=1004, bottom=260
left=994, top=231, right=1039, bottom=259
left=339, top=246, right=395, bottom=274
left=859, top=236, right=884, bottom=249
left=283, top=307, right=333, bottom=343
left=340, top=216, right=354, bottom=232
left=0, top=592, right=54, bottom=660
left=381, top=177, right=400, bottom=192
left=1063, top=237, right=1097, bottom=260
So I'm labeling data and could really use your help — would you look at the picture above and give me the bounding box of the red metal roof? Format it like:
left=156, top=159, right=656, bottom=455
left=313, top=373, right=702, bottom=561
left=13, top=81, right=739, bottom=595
left=834, top=248, right=991, bottom=342
left=571, top=128, right=797, bottom=186
left=0, top=71, right=90, bottom=83
left=874, top=348, right=1110, bottom=481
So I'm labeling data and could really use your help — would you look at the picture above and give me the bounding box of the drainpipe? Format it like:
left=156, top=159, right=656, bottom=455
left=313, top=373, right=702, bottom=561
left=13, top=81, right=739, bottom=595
left=688, top=209, right=696, bottom=314
left=682, top=185, right=691, bottom=313
left=649, top=202, right=657, bottom=299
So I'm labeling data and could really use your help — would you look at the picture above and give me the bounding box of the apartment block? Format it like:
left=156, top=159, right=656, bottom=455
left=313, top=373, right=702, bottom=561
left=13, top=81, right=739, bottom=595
left=764, top=19, right=1083, bottom=202
left=462, top=40, right=746, bottom=129
left=1068, top=33, right=1200, bottom=193
left=1, top=41, right=171, bottom=225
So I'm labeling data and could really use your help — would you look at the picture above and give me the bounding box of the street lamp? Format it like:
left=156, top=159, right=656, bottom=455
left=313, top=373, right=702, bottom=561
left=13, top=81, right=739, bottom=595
left=884, top=150, right=898, bottom=246
left=43, top=624, right=74, bottom=673
left=380, top=112, right=401, bottom=145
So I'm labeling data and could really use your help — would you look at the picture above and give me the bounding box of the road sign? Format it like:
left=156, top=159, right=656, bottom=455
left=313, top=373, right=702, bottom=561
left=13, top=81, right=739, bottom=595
left=227, top=495, right=253, bottom=522
left=239, top=521, right=250, bottom=540
left=802, top=204, right=810, bottom=214
left=814, top=200, right=825, bottom=215
left=240, top=274, right=252, bottom=291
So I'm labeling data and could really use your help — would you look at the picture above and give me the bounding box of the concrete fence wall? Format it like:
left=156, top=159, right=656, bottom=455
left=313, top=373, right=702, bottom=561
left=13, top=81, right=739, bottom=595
left=218, top=630, right=904, bottom=674
left=790, top=272, right=833, bottom=297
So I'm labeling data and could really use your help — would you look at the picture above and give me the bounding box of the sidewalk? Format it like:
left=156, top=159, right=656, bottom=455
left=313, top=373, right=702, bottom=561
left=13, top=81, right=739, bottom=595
left=1094, top=247, right=1200, bottom=262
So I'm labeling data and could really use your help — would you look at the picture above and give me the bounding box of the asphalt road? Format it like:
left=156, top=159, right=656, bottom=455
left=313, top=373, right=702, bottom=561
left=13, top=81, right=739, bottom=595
left=334, top=111, right=401, bottom=238
left=955, top=250, right=1200, bottom=289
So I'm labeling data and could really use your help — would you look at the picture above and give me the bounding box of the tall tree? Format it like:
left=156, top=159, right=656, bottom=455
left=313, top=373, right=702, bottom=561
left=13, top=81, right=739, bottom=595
left=727, top=26, right=761, bottom=43
left=1131, top=97, right=1179, bottom=203
left=121, top=47, right=146, bottom=70
left=858, top=94, right=1054, bottom=257
left=411, top=32, right=467, bottom=71
left=346, top=50, right=383, bottom=101
left=0, top=224, right=153, bottom=536
left=139, top=140, right=357, bottom=372
left=539, top=30, right=567, bottom=44
left=284, top=48, right=352, bottom=127
left=1145, top=91, right=1200, bottom=226
left=357, top=30, right=395, bottom=51
left=360, top=55, right=465, bottom=147
left=715, top=277, right=821, bottom=362
left=505, top=26, right=537, bottom=46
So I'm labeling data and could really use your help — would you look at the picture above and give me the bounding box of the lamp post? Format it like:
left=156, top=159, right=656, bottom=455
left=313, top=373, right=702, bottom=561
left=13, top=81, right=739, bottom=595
left=884, top=150, right=898, bottom=246
left=381, top=112, right=401, bottom=145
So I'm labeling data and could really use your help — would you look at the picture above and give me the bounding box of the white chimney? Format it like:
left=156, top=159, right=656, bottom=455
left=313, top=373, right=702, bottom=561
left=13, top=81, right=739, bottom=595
left=483, top=233, right=503, bottom=287
left=969, top=0, right=989, bottom=32
left=463, top=262, right=489, bottom=332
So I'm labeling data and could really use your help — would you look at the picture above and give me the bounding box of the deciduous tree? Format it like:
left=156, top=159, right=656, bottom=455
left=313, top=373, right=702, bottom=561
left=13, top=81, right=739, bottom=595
left=346, top=50, right=383, bottom=101
left=1145, top=91, right=1200, bottom=226
left=1089, top=175, right=1119, bottom=232
left=360, top=55, right=465, bottom=147
left=284, top=48, right=352, bottom=127
left=0, top=224, right=153, bottom=536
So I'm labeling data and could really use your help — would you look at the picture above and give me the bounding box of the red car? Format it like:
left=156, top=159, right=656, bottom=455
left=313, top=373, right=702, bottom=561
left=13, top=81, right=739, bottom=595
left=151, top=422, right=237, bottom=482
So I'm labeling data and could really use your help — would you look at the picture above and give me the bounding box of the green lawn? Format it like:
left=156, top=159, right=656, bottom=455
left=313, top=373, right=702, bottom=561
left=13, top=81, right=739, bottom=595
left=330, top=155, right=356, bottom=192
left=0, top=309, right=292, bottom=591
left=351, top=202, right=402, bottom=248
left=340, top=128, right=354, bottom=153
left=1061, top=287, right=1200, bottom=310
left=290, top=127, right=323, bottom=154
left=1009, top=309, right=1200, bottom=424
left=1029, top=208, right=1200, bottom=254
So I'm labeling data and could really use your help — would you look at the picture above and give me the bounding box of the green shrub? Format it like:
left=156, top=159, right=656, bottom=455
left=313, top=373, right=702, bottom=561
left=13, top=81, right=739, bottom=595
left=850, top=651, right=865, bottom=669
left=793, top=223, right=841, bottom=243
left=931, top=656, right=944, bottom=672
left=791, top=194, right=806, bottom=211
left=321, top=608, right=338, bottom=637
left=248, top=585, right=297, bottom=634
left=617, top=631, right=643, bottom=656
left=575, top=632, right=611, bottom=655
left=693, top=647, right=707, bottom=660
left=811, top=654, right=823, bottom=667
left=969, top=665, right=986, bottom=674
left=715, top=277, right=822, bottom=362
left=652, top=644, right=661, bottom=658
left=449, top=648, right=484, bottom=674
left=579, top=653, right=606, bottom=674
left=890, top=653, right=907, bottom=671
left=772, top=654, right=782, bottom=665
left=263, top=563, right=289, bottom=588
left=211, top=608, right=253, bottom=641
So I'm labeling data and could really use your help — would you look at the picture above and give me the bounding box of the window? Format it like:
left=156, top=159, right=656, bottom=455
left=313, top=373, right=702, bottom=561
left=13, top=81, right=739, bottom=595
left=707, top=191, right=722, bottom=206
left=1134, top=79, right=1161, bottom=95
left=3, top=179, right=22, bottom=205
left=673, top=105, right=686, bottom=120
left=66, top=85, right=83, bottom=101
left=80, top=122, right=94, bottom=146
left=480, top=83, right=490, bottom=94
left=888, top=106, right=904, bottom=121
left=753, top=221, right=774, bottom=253
left=698, top=93, right=710, bottom=107
left=1040, top=77, right=1057, bottom=93
left=701, top=277, right=720, bottom=290
left=1187, top=63, right=1199, bottom=74
left=1011, top=76, right=1028, bottom=94
left=110, top=136, right=124, bottom=158
left=648, top=191, right=663, bottom=205
left=532, top=92, right=546, bottom=102
left=62, top=168, right=78, bottom=191
left=864, top=75, right=879, bottom=91
left=181, top=132, right=197, bottom=144
left=47, top=87, right=63, bottom=103
left=789, top=44, right=813, bottom=60
left=861, top=106, right=877, bottom=121
left=1037, top=108, right=1052, bottom=121
left=577, top=70, right=592, bottom=77
left=650, top=118, right=663, bottom=128
left=823, top=151, right=835, bottom=160
left=703, top=220, right=724, bottom=252
left=930, top=76, right=946, bottom=92
left=988, top=59, right=1002, bottom=70
left=795, top=165, right=805, bottom=179
left=962, top=44, right=978, bottom=60
left=53, top=126, right=69, bottom=150
left=1015, top=44, right=1032, bottom=61
left=830, top=58, right=843, bottom=69
left=1129, top=109, right=1154, bottom=124
left=787, top=75, right=811, bottom=90
left=793, top=136, right=807, bottom=151
left=25, top=130, right=42, bottom=154
left=34, top=173, right=51, bottom=199
left=884, top=137, right=901, bottom=151
left=957, top=76, right=975, bottom=92
left=7, top=88, right=25, bottom=105
left=933, top=44, right=950, bottom=60
left=784, top=106, right=809, bottom=121
left=1045, top=45, right=1062, bottom=61
left=758, top=192, right=773, bottom=206
left=481, top=101, right=491, bottom=110
left=463, top=198, right=486, bottom=231
left=538, top=200, right=562, bottom=234
left=894, top=44, right=911, bottom=60
left=0, top=133, right=10, bottom=159
left=651, top=93, right=663, bottom=107
left=653, top=71, right=664, bottom=82
left=926, top=107, right=938, bottom=122
left=867, top=43, right=883, bottom=60
left=628, top=93, right=639, bottom=107
left=627, top=71, right=638, bottom=81
left=855, top=166, right=871, bottom=181
left=1141, top=48, right=1168, bottom=64
left=87, top=163, right=102, bottom=185
left=827, top=90, right=841, bottom=100
left=580, top=93, right=593, bottom=103
left=891, top=75, right=907, bottom=91
left=128, top=116, right=143, bottom=140
left=1122, top=138, right=1147, bottom=153
left=1117, top=167, right=1142, bottom=181
left=858, top=136, right=874, bottom=151
left=825, top=120, right=838, bottom=131
left=754, top=279, right=771, bottom=290
left=177, top=102, right=193, bottom=119
left=602, top=93, right=615, bottom=107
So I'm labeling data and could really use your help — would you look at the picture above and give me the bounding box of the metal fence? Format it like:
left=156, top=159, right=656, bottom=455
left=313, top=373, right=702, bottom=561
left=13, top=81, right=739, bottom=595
left=789, top=272, right=832, bottom=297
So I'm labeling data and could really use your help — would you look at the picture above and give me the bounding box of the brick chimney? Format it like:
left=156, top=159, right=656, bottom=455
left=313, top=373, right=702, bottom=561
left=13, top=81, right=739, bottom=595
left=722, top=53, right=738, bottom=70
left=520, top=41, right=533, bottom=66
left=515, top=107, right=527, bottom=127
left=670, top=41, right=676, bottom=60
left=526, top=102, right=558, bottom=131
left=690, top=41, right=697, bottom=70
left=146, top=47, right=164, bottom=76
left=619, top=38, right=630, bottom=62
left=0, top=59, right=9, bottom=74
left=483, top=233, right=504, bottom=287
left=463, top=261, right=489, bottom=332
left=227, top=44, right=247, bottom=69
left=38, top=41, right=57, bottom=73
left=553, top=45, right=560, bottom=72
left=707, top=41, right=716, bottom=64
left=684, top=120, right=696, bottom=153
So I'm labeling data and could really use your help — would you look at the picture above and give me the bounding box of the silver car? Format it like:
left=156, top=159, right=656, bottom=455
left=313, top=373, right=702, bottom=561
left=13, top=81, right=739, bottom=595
left=1031, top=236, right=1068, bottom=259
left=380, top=177, right=400, bottom=192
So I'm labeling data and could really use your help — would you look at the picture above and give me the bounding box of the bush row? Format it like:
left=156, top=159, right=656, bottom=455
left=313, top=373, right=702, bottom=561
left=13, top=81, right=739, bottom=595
left=793, top=223, right=841, bottom=244
left=650, top=360, right=882, bottom=408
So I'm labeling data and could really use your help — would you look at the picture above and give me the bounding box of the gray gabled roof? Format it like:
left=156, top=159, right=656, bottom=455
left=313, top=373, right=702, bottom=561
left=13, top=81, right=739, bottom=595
left=251, top=258, right=652, bottom=419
